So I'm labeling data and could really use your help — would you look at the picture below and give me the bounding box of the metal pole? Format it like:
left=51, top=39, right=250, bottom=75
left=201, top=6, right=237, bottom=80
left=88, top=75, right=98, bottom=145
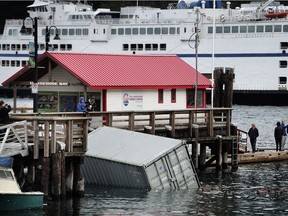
left=45, top=26, right=49, bottom=51
left=33, top=17, right=38, bottom=113
left=195, top=9, right=199, bottom=108
left=211, top=0, right=216, bottom=108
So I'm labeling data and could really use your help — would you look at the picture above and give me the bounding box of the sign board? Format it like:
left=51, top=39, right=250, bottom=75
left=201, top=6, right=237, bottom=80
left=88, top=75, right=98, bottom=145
left=31, top=82, right=38, bottom=94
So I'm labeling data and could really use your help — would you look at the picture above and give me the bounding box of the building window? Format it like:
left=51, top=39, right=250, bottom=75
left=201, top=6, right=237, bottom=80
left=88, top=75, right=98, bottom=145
left=160, top=44, right=166, bottom=51
left=158, top=89, right=163, bottom=103
left=280, top=60, right=288, bottom=68
left=123, top=44, right=129, bottom=51
left=171, top=89, right=176, bottom=103
left=186, top=89, right=204, bottom=107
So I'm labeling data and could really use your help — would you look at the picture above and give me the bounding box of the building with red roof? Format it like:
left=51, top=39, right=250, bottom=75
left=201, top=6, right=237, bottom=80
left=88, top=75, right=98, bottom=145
left=2, top=52, right=212, bottom=112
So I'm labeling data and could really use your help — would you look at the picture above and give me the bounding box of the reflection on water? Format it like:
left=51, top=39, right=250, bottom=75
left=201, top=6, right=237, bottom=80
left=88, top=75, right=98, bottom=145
left=28, top=162, right=288, bottom=216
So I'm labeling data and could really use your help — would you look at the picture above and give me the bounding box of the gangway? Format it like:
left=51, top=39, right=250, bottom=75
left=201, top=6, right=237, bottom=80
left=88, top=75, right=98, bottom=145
left=0, top=120, right=29, bottom=157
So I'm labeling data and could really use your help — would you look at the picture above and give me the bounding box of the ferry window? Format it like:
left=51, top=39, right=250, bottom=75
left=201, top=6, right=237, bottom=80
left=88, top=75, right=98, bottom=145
left=118, top=28, right=124, bottom=35
left=67, top=44, right=72, bottom=50
left=162, top=27, right=168, bottom=34
left=5, top=60, right=9, bottom=66
left=21, top=60, right=27, bottom=67
left=132, top=28, right=138, bottom=35
left=145, top=44, right=152, bottom=51
left=256, top=25, right=264, bottom=33
left=224, top=26, right=230, bottom=33
left=17, top=44, right=21, bottom=50
left=177, top=27, right=180, bottom=34
left=265, top=25, right=273, bottom=32
left=279, top=77, right=287, bottom=84
left=49, top=29, right=55, bottom=35
left=8, top=29, right=12, bottom=36
left=152, top=44, right=158, bottom=51
left=184, top=27, right=186, bottom=33
left=155, top=28, right=161, bottom=35
left=232, top=26, right=238, bottom=33
left=167, top=27, right=175, bottom=35
left=125, top=28, right=131, bottom=35
left=16, top=61, right=20, bottom=67
left=39, top=44, right=45, bottom=50
left=11, top=44, right=16, bottom=51
left=216, top=26, right=222, bottom=33
left=60, top=44, right=66, bottom=51
left=140, top=28, right=146, bottom=35
left=158, top=89, right=164, bottom=103
left=248, top=26, right=255, bottom=33
left=52, top=44, right=58, bottom=50
left=0, top=44, right=1, bottom=50
left=83, top=28, right=89, bottom=35
left=284, top=25, right=288, bottom=32
left=208, top=26, right=213, bottom=34
left=123, top=44, right=129, bottom=51
left=240, top=26, right=247, bottom=33
left=160, top=44, right=166, bottom=51
left=22, top=44, right=28, bottom=50
left=171, top=89, right=176, bottom=103
left=62, top=29, right=68, bottom=35
left=274, top=25, right=282, bottom=32
left=280, top=60, right=288, bottom=68
left=103, top=29, right=106, bottom=34
left=147, top=28, right=153, bottom=35
left=280, top=42, right=288, bottom=49
left=11, top=61, right=15, bottom=67
left=131, top=44, right=136, bottom=51
left=111, top=29, right=116, bottom=35
left=137, top=44, right=143, bottom=51
left=69, top=29, right=75, bottom=35
left=76, top=29, right=81, bottom=35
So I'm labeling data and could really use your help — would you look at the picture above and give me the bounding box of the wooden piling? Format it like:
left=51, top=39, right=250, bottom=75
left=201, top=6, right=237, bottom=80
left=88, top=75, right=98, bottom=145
left=199, top=144, right=206, bottom=170
left=215, top=135, right=223, bottom=171
left=191, top=124, right=199, bottom=169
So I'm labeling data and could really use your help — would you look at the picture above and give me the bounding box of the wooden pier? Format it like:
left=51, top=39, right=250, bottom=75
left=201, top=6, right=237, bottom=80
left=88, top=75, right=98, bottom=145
left=3, top=107, right=242, bottom=198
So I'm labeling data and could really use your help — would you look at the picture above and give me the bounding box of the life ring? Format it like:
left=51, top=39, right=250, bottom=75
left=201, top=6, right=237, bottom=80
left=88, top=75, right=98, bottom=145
left=220, top=14, right=225, bottom=22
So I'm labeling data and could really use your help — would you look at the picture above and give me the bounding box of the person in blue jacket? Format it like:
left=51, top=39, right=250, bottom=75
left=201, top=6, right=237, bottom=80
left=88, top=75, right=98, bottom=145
left=77, top=96, right=87, bottom=112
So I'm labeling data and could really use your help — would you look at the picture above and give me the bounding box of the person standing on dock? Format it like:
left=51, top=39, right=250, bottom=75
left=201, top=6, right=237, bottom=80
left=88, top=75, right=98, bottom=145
left=248, top=123, right=259, bottom=153
left=275, top=121, right=284, bottom=151
left=281, top=121, right=288, bottom=151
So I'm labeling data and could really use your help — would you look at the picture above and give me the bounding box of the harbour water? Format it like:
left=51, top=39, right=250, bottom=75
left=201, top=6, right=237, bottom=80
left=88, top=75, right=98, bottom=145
left=3, top=102, right=288, bottom=215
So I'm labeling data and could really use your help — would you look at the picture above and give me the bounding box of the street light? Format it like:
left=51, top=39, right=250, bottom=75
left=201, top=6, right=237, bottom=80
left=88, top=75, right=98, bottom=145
left=20, top=17, right=38, bottom=113
left=45, top=26, right=60, bottom=51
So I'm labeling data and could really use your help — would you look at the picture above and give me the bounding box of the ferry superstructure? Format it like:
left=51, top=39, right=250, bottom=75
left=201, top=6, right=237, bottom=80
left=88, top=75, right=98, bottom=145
left=1, top=0, right=288, bottom=103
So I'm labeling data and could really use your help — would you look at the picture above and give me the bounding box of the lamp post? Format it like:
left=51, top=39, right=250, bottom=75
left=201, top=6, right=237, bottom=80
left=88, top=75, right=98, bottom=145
left=20, top=17, right=38, bottom=113
left=45, top=26, right=60, bottom=51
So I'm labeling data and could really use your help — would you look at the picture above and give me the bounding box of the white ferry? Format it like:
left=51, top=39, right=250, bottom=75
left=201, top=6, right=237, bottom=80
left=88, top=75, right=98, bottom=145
left=1, top=0, right=288, bottom=104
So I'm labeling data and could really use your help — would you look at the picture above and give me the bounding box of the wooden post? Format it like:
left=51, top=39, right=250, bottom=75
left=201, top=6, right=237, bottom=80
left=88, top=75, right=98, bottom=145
left=51, top=152, right=61, bottom=198
left=61, top=150, right=66, bottom=196
left=222, top=142, right=229, bottom=170
left=199, top=143, right=206, bottom=170
left=215, top=135, right=222, bottom=171
left=41, top=157, right=50, bottom=196
left=66, top=158, right=74, bottom=196
left=73, top=157, right=84, bottom=196
left=213, top=68, right=224, bottom=107
left=144, top=125, right=152, bottom=134
left=224, top=68, right=234, bottom=108
left=191, top=124, right=199, bottom=169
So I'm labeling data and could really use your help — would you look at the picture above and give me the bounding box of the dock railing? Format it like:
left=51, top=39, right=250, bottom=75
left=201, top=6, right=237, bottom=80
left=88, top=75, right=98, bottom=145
left=8, top=108, right=235, bottom=158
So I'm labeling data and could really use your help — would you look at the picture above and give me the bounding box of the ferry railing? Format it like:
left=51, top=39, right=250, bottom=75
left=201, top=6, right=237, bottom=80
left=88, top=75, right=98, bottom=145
left=0, top=120, right=29, bottom=157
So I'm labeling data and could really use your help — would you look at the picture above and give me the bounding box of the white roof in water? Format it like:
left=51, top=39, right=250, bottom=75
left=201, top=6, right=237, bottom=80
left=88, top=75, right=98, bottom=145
left=87, top=126, right=185, bottom=166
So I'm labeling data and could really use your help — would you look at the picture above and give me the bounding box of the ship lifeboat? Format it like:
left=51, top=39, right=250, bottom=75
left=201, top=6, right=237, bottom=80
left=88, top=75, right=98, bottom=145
left=264, top=11, right=288, bottom=19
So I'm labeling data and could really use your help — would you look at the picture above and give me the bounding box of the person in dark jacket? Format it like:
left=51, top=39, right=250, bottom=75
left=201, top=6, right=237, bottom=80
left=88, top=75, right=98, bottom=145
left=248, top=123, right=259, bottom=153
left=275, top=121, right=284, bottom=151
left=0, top=100, right=11, bottom=137
left=0, top=100, right=11, bottom=124
left=86, top=96, right=97, bottom=112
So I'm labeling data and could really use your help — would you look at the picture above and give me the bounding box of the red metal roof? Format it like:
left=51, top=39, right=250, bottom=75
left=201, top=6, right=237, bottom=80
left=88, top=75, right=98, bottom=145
left=3, top=52, right=212, bottom=89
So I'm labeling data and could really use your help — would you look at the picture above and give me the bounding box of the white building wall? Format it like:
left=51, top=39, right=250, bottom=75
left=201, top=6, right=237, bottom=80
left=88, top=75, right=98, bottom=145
left=107, top=89, right=188, bottom=111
